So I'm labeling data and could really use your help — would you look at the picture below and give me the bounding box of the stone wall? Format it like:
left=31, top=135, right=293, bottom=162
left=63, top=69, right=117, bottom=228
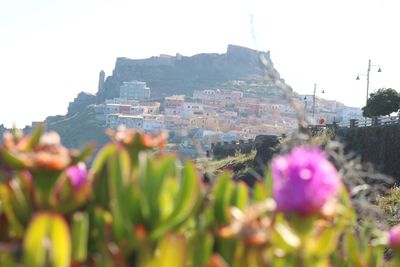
left=210, top=139, right=255, bottom=159
left=253, top=135, right=280, bottom=166
left=337, top=124, right=400, bottom=179
left=209, top=134, right=280, bottom=163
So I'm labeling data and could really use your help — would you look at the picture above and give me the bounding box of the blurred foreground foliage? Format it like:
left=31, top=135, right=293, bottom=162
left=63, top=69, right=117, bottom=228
left=0, top=125, right=399, bottom=267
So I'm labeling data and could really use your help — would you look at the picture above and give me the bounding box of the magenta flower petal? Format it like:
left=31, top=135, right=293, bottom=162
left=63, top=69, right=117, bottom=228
left=389, top=224, right=400, bottom=250
left=65, top=163, right=87, bottom=190
left=272, top=146, right=341, bottom=216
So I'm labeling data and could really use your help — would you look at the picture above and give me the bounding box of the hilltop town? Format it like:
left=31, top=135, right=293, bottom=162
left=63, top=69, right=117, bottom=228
left=91, top=78, right=362, bottom=157
left=23, top=45, right=362, bottom=156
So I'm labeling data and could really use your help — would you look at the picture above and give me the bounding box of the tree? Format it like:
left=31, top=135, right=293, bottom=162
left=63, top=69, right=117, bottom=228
left=362, top=88, right=400, bottom=117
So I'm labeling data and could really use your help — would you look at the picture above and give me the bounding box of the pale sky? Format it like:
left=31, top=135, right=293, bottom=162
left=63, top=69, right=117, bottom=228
left=1, top=0, right=399, bottom=128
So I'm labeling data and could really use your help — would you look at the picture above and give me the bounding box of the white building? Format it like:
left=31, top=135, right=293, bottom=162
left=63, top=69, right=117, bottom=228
left=117, top=115, right=143, bottom=129
left=120, top=81, right=151, bottom=100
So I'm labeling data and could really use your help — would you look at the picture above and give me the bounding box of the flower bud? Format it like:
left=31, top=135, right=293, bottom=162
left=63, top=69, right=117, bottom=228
left=389, top=224, right=400, bottom=250
left=65, top=163, right=87, bottom=191
left=53, top=163, right=90, bottom=214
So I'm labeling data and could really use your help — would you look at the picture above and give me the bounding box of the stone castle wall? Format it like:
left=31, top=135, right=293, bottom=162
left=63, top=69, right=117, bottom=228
left=210, top=134, right=280, bottom=163
left=210, top=139, right=255, bottom=159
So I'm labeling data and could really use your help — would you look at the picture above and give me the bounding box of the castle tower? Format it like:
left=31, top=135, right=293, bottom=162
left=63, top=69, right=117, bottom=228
left=98, top=70, right=105, bottom=93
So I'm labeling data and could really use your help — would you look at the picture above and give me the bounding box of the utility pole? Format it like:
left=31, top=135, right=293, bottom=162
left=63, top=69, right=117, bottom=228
left=366, top=59, right=371, bottom=106
left=356, top=59, right=381, bottom=118
left=312, top=83, right=316, bottom=123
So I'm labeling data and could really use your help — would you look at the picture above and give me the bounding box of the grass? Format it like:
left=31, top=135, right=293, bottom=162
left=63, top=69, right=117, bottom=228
left=378, top=187, right=400, bottom=226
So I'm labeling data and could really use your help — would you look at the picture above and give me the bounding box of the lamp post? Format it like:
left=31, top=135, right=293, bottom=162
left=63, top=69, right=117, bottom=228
left=356, top=59, right=382, bottom=106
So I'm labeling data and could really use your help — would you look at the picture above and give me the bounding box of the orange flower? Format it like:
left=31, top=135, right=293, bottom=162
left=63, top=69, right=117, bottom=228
left=1, top=129, right=72, bottom=171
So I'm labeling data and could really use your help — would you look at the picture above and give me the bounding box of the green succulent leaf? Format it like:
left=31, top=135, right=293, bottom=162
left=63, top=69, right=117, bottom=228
left=71, top=211, right=89, bottom=263
left=264, top=166, right=273, bottom=198
left=91, top=143, right=118, bottom=175
left=150, top=160, right=200, bottom=240
left=0, top=183, right=24, bottom=236
left=273, top=218, right=300, bottom=250
left=151, top=233, right=187, bottom=267
left=344, top=230, right=363, bottom=266
left=8, top=176, right=32, bottom=225
left=0, top=149, right=26, bottom=169
left=26, top=124, right=44, bottom=151
left=213, top=172, right=234, bottom=225
left=306, top=226, right=339, bottom=257
left=139, top=154, right=175, bottom=227
left=252, top=181, right=268, bottom=202
left=230, top=181, right=249, bottom=211
left=108, top=150, right=133, bottom=243
left=70, top=143, right=95, bottom=165
left=23, top=212, right=71, bottom=267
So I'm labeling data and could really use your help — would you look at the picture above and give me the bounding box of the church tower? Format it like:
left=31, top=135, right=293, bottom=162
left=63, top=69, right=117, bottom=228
left=98, top=70, right=105, bottom=93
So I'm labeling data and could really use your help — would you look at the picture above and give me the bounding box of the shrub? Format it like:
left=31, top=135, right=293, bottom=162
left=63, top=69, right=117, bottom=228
left=0, top=125, right=398, bottom=266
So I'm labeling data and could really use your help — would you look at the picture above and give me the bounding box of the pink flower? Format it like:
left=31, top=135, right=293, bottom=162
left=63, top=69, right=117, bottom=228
left=65, top=163, right=87, bottom=191
left=271, top=146, right=341, bottom=216
left=389, top=224, right=400, bottom=250
left=52, top=162, right=90, bottom=214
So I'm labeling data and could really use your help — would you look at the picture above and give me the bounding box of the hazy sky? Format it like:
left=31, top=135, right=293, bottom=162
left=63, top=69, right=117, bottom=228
left=1, top=0, right=399, bottom=127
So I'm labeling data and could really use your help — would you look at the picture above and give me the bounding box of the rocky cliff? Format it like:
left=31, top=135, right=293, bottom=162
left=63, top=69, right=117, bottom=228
left=7, top=45, right=290, bottom=149
left=67, top=92, right=96, bottom=115
left=97, top=44, right=286, bottom=102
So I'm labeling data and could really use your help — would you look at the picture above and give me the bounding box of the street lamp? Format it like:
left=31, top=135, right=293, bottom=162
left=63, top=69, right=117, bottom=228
left=356, top=59, right=382, bottom=106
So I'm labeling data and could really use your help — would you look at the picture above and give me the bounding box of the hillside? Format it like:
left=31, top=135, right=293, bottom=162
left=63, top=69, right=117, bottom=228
left=3, top=45, right=360, bottom=151
left=97, top=44, right=287, bottom=101
left=44, top=105, right=108, bottom=149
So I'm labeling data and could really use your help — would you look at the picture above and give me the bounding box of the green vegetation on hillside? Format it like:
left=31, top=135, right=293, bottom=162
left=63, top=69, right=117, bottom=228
left=45, top=105, right=108, bottom=149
